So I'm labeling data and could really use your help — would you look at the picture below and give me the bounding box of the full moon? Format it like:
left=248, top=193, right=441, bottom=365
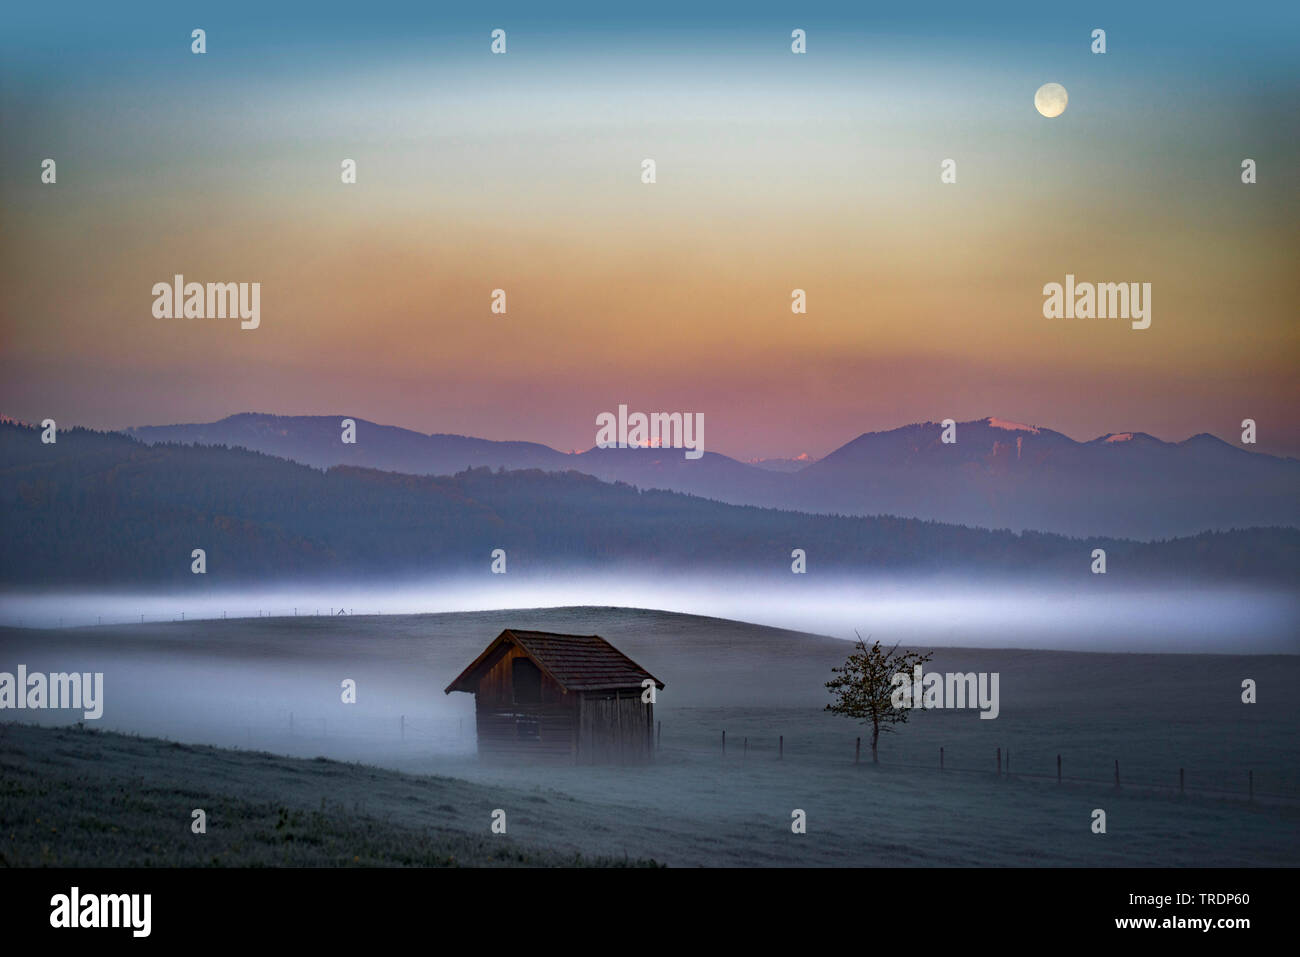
left=1034, top=82, right=1068, bottom=118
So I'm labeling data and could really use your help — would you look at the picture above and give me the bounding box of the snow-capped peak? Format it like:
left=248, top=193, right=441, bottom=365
left=985, top=417, right=1040, bottom=434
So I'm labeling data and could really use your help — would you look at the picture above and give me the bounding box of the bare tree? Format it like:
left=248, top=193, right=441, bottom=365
left=825, top=632, right=932, bottom=764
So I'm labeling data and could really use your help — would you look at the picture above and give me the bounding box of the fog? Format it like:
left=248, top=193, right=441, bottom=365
left=1, top=581, right=1295, bottom=785
left=2, top=573, right=1295, bottom=653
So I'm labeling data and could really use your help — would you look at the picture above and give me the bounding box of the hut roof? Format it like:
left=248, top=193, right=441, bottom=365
left=444, top=629, right=665, bottom=694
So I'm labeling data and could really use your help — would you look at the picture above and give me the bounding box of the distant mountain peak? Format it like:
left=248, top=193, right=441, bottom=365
left=1180, top=432, right=1237, bottom=450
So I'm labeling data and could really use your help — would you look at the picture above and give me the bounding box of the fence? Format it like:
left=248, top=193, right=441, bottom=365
left=698, top=724, right=1293, bottom=804
left=8, top=707, right=1291, bottom=807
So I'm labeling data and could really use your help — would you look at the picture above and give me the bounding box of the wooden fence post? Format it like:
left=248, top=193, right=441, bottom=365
left=997, top=747, right=1001, bottom=775
left=722, top=730, right=726, bottom=755
left=779, top=735, right=783, bottom=760
left=1179, top=768, right=1184, bottom=794
left=1114, top=759, right=1120, bottom=788
left=855, top=737, right=861, bottom=764
left=940, top=746, right=944, bottom=771
left=744, top=736, right=748, bottom=758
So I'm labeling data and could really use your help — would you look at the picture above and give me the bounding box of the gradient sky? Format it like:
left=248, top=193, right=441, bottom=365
left=2, top=1, right=1297, bottom=460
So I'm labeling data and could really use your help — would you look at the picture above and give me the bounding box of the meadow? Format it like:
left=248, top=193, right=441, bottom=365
left=1, top=606, right=1296, bottom=866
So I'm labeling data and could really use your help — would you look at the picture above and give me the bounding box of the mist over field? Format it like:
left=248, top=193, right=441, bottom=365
left=3, top=606, right=1297, bottom=867
left=1, top=574, right=1295, bottom=653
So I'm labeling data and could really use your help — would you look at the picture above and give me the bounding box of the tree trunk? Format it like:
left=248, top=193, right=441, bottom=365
left=871, top=721, right=879, bottom=764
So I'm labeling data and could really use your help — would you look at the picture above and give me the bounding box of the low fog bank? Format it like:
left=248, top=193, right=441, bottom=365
left=1, top=573, right=1295, bottom=653
left=2, top=606, right=1296, bottom=807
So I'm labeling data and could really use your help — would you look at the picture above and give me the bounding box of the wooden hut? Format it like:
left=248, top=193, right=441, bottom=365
left=444, top=629, right=665, bottom=764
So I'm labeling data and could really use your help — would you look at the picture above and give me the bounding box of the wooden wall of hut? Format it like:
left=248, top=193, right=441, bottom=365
left=578, top=689, right=654, bottom=765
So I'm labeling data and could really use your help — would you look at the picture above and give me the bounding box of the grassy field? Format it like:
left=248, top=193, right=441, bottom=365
left=1, top=606, right=1297, bottom=866
left=2, top=719, right=1295, bottom=868
left=0, top=723, right=654, bottom=867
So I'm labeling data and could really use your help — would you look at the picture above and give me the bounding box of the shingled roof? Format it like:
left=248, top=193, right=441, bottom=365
left=444, top=629, right=665, bottom=694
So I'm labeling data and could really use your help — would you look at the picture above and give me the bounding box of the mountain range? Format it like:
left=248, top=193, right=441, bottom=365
left=123, top=413, right=1299, bottom=539
left=2, top=421, right=1296, bottom=587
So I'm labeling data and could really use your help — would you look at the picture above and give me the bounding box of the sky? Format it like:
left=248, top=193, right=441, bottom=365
left=2, top=1, right=1297, bottom=461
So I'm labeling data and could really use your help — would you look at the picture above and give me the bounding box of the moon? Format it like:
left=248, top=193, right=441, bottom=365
left=1034, top=82, right=1068, bottom=118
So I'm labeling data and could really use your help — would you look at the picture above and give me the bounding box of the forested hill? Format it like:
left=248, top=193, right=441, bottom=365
left=125, top=412, right=1300, bottom=540
left=1, top=422, right=1295, bottom=586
